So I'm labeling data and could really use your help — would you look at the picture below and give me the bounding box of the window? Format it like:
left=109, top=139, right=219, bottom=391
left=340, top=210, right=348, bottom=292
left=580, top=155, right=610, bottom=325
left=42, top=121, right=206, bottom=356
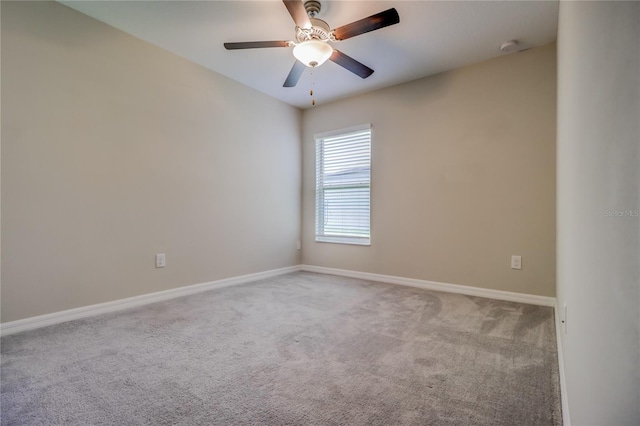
left=315, top=125, right=371, bottom=245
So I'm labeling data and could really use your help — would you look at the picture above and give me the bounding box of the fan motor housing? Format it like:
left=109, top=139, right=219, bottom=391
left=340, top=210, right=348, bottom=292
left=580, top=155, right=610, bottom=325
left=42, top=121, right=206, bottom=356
left=296, top=18, right=331, bottom=43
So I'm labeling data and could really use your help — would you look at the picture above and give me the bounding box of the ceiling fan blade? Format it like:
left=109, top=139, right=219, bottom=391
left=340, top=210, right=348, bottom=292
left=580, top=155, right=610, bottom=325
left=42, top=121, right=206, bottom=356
left=330, top=50, right=374, bottom=79
left=283, top=60, right=306, bottom=87
left=224, top=41, right=290, bottom=50
left=332, top=8, right=400, bottom=41
left=283, top=0, right=312, bottom=29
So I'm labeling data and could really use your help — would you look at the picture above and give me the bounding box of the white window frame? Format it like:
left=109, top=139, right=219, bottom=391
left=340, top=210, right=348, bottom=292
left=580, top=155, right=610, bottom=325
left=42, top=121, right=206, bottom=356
left=315, top=124, right=371, bottom=246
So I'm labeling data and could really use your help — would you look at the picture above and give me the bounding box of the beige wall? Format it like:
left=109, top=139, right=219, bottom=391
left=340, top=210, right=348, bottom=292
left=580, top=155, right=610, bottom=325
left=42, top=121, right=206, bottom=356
left=1, top=1, right=558, bottom=324
left=1, top=1, right=301, bottom=323
left=302, top=44, right=557, bottom=296
left=557, top=2, right=639, bottom=424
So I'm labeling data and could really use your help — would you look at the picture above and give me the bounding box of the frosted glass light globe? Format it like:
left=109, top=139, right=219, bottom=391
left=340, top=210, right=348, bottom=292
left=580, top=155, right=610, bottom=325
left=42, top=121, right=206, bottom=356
left=293, top=40, right=333, bottom=67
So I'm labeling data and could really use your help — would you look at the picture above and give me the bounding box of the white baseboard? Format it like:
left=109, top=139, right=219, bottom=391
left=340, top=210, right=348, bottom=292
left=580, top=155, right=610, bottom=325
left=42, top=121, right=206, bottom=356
left=554, top=301, right=571, bottom=426
left=0, top=265, right=301, bottom=337
left=1, top=264, right=556, bottom=331
left=300, top=264, right=556, bottom=307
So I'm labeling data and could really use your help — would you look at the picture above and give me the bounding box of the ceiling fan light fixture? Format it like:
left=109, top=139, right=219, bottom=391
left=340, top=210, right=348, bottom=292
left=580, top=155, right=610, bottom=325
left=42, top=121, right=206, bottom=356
left=293, top=39, right=333, bottom=67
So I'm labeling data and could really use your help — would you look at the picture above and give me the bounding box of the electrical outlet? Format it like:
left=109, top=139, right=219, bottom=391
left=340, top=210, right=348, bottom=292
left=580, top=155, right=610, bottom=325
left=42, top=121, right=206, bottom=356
left=155, top=253, right=166, bottom=268
left=296, top=240, right=301, bottom=250
left=511, top=255, right=522, bottom=270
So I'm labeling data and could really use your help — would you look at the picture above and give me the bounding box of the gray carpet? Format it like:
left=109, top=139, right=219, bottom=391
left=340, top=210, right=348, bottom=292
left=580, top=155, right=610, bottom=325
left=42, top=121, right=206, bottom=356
left=1, top=272, right=562, bottom=425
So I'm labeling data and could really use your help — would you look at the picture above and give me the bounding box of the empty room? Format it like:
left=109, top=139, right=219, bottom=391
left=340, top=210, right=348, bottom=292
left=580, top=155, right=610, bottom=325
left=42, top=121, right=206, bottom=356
left=1, top=1, right=638, bottom=425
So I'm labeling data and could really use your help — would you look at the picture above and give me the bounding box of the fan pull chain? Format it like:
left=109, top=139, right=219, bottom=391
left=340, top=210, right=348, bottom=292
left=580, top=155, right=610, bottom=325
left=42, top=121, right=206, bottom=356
left=310, top=68, right=316, bottom=106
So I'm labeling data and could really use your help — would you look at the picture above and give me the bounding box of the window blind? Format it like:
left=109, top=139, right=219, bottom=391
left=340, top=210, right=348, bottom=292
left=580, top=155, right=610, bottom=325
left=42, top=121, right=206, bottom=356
left=315, top=126, right=371, bottom=245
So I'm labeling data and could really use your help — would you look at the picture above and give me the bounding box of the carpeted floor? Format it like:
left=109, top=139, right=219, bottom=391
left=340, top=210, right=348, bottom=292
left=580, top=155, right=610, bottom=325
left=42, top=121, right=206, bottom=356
left=1, top=272, right=562, bottom=425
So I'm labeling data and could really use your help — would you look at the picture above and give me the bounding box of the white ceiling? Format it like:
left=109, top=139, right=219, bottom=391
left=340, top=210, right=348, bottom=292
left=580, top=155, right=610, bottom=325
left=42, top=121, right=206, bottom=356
left=60, top=1, right=559, bottom=109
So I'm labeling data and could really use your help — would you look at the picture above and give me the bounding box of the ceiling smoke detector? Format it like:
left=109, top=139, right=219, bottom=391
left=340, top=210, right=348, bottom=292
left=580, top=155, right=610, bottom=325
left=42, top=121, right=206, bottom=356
left=500, top=40, right=519, bottom=53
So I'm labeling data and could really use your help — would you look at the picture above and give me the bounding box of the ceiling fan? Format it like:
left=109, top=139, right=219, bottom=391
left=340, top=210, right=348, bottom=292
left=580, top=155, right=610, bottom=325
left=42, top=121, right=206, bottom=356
left=224, top=0, right=400, bottom=88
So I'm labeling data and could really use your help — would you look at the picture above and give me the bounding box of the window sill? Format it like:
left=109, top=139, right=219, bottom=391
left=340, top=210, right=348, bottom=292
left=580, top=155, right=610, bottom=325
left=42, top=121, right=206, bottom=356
left=315, top=236, right=371, bottom=246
